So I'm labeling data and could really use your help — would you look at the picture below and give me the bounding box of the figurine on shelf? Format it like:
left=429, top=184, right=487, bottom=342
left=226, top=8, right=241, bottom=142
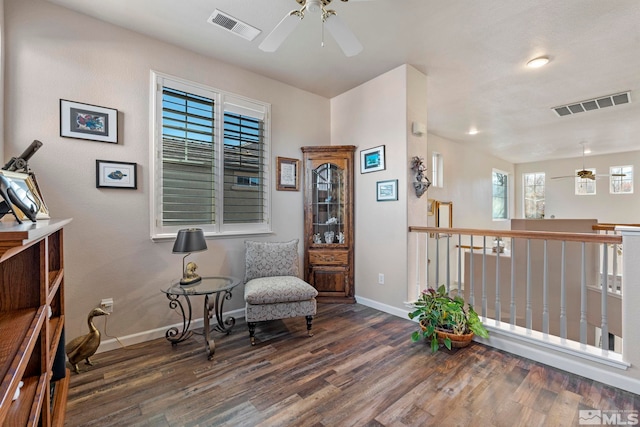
left=337, top=232, right=345, bottom=244
left=324, top=231, right=335, bottom=244
left=326, top=217, right=338, bottom=225
left=313, top=233, right=322, bottom=244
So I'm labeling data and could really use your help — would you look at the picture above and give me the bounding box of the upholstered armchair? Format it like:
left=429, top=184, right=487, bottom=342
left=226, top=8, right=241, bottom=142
left=243, top=239, right=318, bottom=345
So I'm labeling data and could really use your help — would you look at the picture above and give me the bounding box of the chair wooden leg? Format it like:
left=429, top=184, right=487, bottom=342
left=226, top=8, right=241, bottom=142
left=306, top=316, right=314, bottom=337
left=248, top=322, right=257, bottom=346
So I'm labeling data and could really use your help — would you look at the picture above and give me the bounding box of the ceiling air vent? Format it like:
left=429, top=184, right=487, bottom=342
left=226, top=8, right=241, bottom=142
left=208, top=10, right=261, bottom=41
left=552, top=91, right=631, bottom=117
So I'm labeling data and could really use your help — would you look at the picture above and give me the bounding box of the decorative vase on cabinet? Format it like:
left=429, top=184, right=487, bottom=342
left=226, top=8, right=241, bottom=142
left=302, top=145, right=355, bottom=303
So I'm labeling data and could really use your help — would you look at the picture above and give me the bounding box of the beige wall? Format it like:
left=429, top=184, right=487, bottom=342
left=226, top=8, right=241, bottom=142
left=427, top=133, right=514, bottom=230
left=515, top=151, right=640, bottom=223
left=4, top=0, right=329, bottom=341
left=331, top=64, right=428, bottom=309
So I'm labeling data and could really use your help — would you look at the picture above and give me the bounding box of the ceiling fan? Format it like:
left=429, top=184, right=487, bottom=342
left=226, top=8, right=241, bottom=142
left=259, top=0, right=365, bottom=57
left=551, top=143, right=625, bottom=181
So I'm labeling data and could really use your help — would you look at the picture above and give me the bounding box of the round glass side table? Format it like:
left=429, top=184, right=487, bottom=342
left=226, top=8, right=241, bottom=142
left=161, top=276, right=240, bottom=360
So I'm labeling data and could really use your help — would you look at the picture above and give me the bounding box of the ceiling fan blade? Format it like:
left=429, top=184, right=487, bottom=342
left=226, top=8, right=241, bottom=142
left=550, top=176, right=576, bottom=180
left=259, top=11, right=302, bottom=53
left=323, top=11, right=363, bottom=57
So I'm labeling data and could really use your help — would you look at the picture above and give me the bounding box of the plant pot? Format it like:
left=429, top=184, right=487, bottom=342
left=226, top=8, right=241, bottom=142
left=435, top=329, right=474, bottom=348
left=419, top=320, right=475, bottom=349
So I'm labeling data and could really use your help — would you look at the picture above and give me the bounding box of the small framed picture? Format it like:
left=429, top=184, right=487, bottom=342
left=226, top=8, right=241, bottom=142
left=360, top=145, right=386, bottom=174
left=60, top=99, right=118, bottom=143
left=96, top=160, right=137, bottom=189
left=376, top=179, right=398, bottom=201
left=276, top=157, right=300, bottom=191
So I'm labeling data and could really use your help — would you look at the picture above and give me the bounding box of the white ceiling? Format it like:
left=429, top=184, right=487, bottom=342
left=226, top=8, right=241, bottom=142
left=46, top=0, right=640, bottom=164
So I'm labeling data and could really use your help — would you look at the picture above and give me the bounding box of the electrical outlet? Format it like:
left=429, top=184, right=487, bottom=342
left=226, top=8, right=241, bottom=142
left=100, top=298, right=114, bottom=314
left=378, top=273, right=384, bottom=285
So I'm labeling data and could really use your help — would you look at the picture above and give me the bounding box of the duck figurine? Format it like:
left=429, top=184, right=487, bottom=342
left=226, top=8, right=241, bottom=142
left=65, top=307, right=109, bottom=373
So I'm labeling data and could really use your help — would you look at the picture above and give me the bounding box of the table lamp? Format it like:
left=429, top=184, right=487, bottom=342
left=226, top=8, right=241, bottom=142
left=172, top=228, right=207, bottom=286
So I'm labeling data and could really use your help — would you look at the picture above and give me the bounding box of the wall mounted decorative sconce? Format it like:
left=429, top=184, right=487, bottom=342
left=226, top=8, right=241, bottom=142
left=410, top=156, right=431, bottom=198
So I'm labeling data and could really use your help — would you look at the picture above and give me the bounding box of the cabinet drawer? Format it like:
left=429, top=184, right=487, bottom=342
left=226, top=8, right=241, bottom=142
left=309, top=250, right=348, bottom=265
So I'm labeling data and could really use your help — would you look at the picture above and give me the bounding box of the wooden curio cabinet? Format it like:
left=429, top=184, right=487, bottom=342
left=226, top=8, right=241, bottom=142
left=301, top=145, right=355, bottom=303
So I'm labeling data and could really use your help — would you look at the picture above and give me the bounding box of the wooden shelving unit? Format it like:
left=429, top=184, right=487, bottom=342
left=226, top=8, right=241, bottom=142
left=0, top=219, right=71, bottom=427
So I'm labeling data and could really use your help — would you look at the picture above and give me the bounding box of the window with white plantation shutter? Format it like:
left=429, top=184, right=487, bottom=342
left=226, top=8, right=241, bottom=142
left=161, top=87, right=216, bottom=227
left=223, top=111, right=265, bottom=224
left=151, top=72, right=271, bottom=239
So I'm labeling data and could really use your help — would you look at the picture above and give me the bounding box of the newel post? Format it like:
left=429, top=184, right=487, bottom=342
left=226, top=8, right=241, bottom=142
left=620, top=227, right=640, bottom=372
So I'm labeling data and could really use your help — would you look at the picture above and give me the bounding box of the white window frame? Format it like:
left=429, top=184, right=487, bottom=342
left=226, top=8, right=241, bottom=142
left=522, top=172, right=545, bottom=219
left=610, top=165, right=633, bottom=194
left=492, top=169, right=509, bottom=221
left=575, top=168, right=596, bottom=195
left=150, top=71, right=271, bottom=239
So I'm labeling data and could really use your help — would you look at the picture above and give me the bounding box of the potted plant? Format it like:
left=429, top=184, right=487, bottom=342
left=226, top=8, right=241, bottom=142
left=409, top=285, right=489, bottom=353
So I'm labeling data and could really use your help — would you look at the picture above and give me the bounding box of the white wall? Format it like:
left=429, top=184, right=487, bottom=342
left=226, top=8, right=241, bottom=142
left=4, top=0, right=329, bottom=342
left=515, top=151, right=640, bottom=223
left=427, top=133, right=514, bottom=230
left=331, top=64, right=427, bottom=310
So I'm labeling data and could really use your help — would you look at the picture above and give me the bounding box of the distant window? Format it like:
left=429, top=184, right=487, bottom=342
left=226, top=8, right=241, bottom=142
left=492, top=169, right=509, bottom=220
left=523, top=172, right=545, bottom=218
left=610, top=165, right=633, bottom=194
left=575, top=169, right=596, bottom=195
left=235, top=175, right=260, bottom=188
left=431, top=151, right=443, bottom=187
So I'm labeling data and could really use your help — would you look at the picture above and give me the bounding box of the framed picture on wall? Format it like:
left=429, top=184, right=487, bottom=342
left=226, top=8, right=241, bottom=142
left=276, top=157, right=300, bottom=191
left=96, top=160, right=137, bottom=189
left=60, top=99, right=119, bottom=143
left=360, top=145, right=386, bottom=173
left=376, top=179, right=398, bottom=201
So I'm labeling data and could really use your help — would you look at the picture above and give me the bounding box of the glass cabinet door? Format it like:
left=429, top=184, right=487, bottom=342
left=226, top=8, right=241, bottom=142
left=312, top=163, right=345, bottom=245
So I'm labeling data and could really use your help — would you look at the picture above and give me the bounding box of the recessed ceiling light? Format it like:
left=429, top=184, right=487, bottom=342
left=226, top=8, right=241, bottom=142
left=468, top=129, right=478, bottom=135
left=526, top=56, right=550, bottom=68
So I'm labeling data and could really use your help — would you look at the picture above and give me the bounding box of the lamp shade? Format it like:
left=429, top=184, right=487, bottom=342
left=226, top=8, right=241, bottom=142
left=172, top=228, right=207, bottom=254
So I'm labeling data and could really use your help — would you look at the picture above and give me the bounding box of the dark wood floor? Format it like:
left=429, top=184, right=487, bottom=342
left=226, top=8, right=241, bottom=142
left=65, top=303, right=638, bottom=427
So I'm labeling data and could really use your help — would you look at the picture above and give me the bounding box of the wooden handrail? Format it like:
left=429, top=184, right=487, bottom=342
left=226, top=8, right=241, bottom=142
left=408, top=226, right=622, bottom=244
left=593, top=223, right=640, bottom=232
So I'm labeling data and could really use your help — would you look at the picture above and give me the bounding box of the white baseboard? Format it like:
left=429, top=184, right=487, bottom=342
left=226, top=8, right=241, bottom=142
left=355, top=295, right=411, bottom=319
left=478, top=329, right=640, bottom=395
left=97, top=308, right=246, bottom=353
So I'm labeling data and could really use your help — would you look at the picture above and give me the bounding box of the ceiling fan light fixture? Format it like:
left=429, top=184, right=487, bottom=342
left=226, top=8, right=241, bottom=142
left=526, top=56, right=550, bottom=68
left=306, top=0, right=323, bottom=14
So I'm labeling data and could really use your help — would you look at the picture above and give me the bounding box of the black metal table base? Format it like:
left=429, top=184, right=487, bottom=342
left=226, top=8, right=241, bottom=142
left=165, top=289, right=236, bottom=360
